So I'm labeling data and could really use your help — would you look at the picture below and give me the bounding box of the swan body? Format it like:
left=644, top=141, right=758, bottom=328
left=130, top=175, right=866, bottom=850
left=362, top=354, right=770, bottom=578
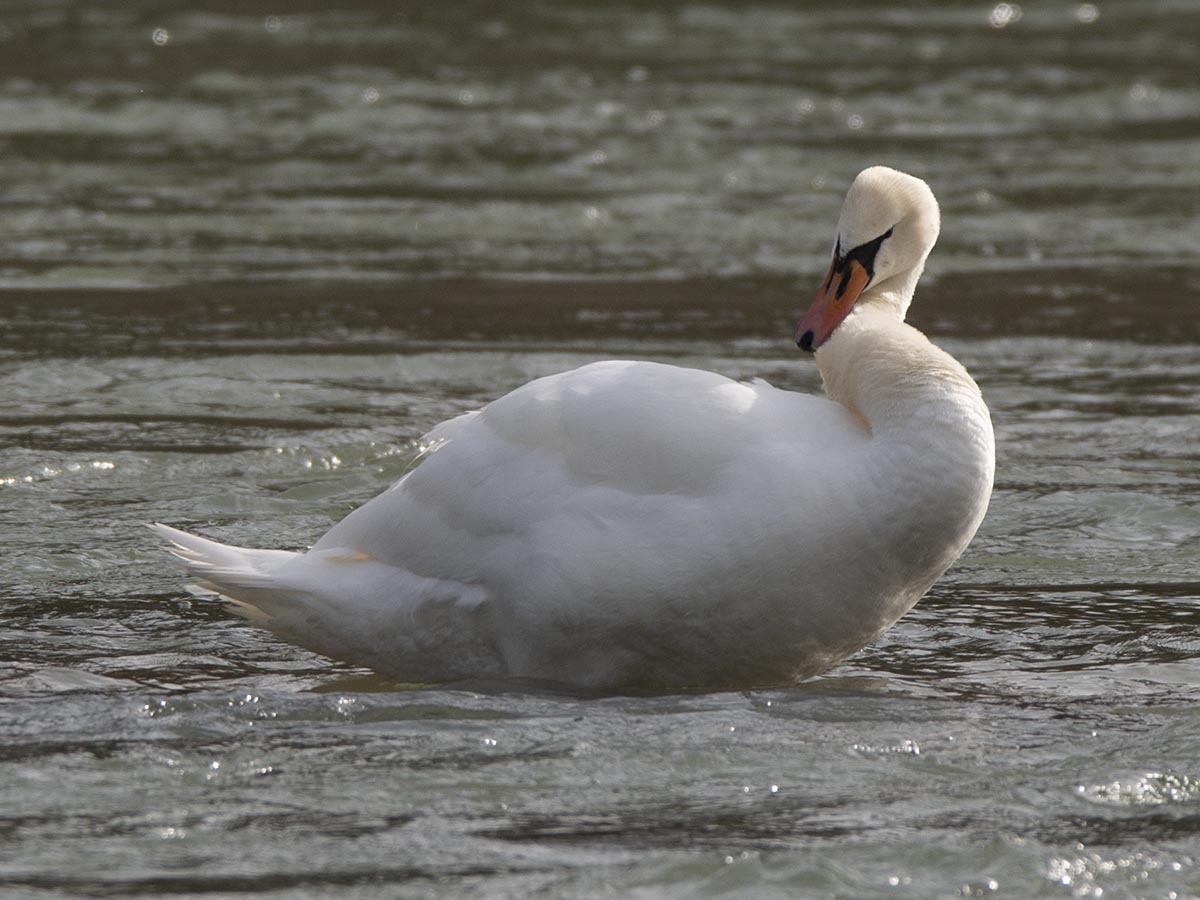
left=155, top=167, right=995, bottom=692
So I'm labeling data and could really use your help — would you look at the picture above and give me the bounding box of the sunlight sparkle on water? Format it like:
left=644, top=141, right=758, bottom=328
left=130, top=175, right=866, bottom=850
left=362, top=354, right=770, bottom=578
left=1047, top=851, right=1194, bottom=899
left=988, top=3, right=1022, bottom=28
left=1082, top=772, right=1200, bottom=805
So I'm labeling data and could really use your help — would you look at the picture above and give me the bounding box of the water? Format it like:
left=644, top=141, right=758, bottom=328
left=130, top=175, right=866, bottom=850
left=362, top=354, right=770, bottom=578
left=2, top=1, right=1199, bottom=897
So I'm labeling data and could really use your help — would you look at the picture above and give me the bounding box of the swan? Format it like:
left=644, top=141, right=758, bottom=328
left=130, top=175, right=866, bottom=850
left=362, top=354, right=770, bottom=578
left=153, top=166, right=995, bottom=692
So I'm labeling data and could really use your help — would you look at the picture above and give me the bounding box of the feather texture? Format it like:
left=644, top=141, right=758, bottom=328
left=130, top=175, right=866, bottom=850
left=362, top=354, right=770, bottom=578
left=153, top=167, right=995, bottom=692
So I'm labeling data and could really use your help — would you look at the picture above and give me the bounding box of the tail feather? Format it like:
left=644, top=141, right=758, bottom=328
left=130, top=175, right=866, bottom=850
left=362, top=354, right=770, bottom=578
left=151, top=523, right=502, bottom=682
left=149, top=522, right=303, bottom=623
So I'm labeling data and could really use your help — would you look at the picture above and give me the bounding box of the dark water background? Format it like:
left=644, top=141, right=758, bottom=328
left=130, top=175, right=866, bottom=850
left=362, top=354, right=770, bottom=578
left=2, top=2, right=1199, bottom=898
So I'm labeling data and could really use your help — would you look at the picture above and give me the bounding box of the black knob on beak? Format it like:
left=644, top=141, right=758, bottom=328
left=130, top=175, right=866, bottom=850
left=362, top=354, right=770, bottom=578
left=797, top=330, right=815, bottom=353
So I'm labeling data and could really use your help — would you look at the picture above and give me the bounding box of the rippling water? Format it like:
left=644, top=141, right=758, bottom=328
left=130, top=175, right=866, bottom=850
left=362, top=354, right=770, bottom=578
left=2, top=2, right=1199, bottom=898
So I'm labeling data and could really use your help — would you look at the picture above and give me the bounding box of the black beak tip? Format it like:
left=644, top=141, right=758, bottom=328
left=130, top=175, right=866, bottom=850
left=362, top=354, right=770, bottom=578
left=797, top=330, right=815, bottom=353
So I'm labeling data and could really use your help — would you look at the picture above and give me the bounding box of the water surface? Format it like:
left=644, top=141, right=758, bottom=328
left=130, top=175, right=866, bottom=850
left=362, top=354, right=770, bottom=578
left=2, top=2, right=1199, bottom=898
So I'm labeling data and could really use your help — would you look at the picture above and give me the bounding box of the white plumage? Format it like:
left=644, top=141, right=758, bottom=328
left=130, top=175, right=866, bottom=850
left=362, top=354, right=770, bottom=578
left=154, top=167, right=995, bottom=692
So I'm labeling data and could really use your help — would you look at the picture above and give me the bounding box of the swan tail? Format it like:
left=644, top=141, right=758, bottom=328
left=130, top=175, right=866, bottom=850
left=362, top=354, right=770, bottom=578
left=151, top=523, right=497, bottom=680
left=149, top=522, right=305, bottom=624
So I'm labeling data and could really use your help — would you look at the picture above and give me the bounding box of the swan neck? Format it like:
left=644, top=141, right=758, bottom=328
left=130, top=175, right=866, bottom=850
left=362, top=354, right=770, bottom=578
left=812, top=303, right=996, bottom=603
left=867, top=261, right=924, bottom=320
left=814, top=305, right=988, bottom=441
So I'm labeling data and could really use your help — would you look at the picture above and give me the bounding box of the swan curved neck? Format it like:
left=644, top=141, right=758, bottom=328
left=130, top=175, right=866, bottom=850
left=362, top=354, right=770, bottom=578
left=814, top=303, right=988, bottom=440
left=870, top=267, right=923, bottom=320
left=812, top=302, right=996, bottom=613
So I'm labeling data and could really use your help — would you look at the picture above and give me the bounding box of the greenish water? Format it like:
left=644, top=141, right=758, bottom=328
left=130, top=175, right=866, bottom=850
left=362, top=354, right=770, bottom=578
left=2, top=2, right=1199, bottom=898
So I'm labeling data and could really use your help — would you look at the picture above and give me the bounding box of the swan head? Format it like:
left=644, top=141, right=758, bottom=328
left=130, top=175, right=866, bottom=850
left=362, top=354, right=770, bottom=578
left=796, top=167, right=940, bottom=352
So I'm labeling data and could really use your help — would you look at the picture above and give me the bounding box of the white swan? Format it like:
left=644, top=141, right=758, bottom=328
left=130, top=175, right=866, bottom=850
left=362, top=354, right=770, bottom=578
left=154, top=167, right=994, bottom=692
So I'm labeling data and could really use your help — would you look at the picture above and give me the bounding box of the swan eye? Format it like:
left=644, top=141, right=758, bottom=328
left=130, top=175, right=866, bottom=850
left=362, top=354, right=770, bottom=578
left=839, top=226, right=894, bottom=280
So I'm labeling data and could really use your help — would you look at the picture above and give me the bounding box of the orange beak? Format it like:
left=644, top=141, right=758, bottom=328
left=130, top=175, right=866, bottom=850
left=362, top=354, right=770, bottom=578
left=795, top=257, right=871, bottom=352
